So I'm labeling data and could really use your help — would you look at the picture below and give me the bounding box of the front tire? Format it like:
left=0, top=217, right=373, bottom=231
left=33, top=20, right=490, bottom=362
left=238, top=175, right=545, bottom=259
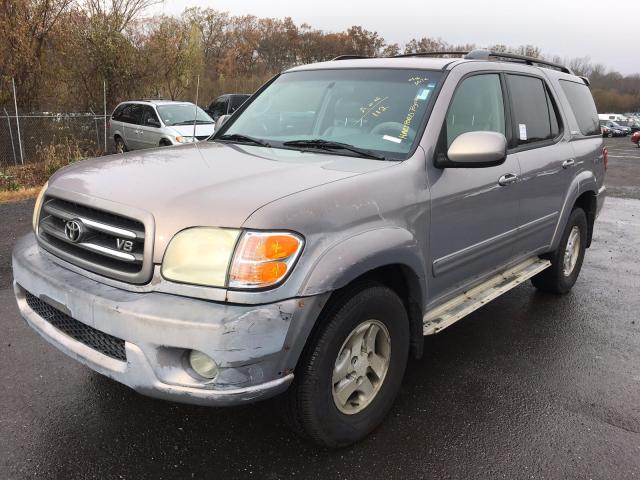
left=281, top=283, right=409, bottom=448
left=532, top=207, right=587, bottom=294
left=114, top=136, right=127, bottom=154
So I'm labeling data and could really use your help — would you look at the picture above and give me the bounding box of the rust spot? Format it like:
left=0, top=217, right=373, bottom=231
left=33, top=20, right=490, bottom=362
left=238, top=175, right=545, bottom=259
left=298, top=299, right=305, bottom=308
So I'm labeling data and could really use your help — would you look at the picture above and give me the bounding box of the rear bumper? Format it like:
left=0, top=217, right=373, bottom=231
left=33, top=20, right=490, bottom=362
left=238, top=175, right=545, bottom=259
left=12, top=233, right=327, bottom=406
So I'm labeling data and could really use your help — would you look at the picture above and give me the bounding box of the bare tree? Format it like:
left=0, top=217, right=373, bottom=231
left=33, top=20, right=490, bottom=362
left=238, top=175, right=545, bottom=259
left=82, top=0, right=161, bottom=32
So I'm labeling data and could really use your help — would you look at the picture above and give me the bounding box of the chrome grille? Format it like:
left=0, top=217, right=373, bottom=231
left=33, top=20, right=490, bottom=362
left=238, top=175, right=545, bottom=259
left=37, top=196, right=150, bottom=283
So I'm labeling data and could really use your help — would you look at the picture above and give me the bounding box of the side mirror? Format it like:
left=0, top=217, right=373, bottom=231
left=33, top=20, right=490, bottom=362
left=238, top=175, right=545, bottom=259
left=437, top=131, right=507, bottom=168
left=215, top=114, right=231, bottom=131
left=147, top=118, right=161, bottom=128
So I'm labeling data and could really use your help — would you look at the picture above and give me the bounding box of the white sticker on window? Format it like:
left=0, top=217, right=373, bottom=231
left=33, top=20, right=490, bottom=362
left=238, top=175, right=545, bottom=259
left=416, top=88, right=431, bottom=101
left=383, top=134, right=402, bottom=143
left=519, top=123, right=527, bottom=141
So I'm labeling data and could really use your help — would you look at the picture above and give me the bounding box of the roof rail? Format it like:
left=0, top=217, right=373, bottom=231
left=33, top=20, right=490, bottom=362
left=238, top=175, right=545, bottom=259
left=332, top=55, right=370, bottom=61
left=393, top=51, right=469, bottom=58
left=465, top=49, right=574, bottom=74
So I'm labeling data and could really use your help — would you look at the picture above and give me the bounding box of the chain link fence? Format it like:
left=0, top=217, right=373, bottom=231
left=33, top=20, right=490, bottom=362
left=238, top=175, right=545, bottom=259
left=0, top=112, right=110, bottom=167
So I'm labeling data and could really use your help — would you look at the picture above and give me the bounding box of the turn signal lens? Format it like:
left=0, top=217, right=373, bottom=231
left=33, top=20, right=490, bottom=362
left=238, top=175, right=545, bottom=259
left=229, top=232, right=303, bottom=288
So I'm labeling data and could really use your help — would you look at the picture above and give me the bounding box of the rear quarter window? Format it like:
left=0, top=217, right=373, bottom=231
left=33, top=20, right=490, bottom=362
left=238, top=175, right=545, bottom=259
left=559, top=80, right=600, bottom=136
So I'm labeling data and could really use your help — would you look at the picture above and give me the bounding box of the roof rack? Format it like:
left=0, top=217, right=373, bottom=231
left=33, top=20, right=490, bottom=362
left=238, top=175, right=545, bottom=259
left=331, top=49, right=575, bottom=76
left=390, top=49, right=573, bottom=75
left=393, top=51, right=469, bottom=58
left=465, top=49, right=573, bottom=74
left=332, top=55, right=370, bottom=61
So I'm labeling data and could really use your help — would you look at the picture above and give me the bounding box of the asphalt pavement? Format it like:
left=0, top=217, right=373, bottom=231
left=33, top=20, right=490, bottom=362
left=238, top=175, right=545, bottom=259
left=1, top=137, right=639, bottom=479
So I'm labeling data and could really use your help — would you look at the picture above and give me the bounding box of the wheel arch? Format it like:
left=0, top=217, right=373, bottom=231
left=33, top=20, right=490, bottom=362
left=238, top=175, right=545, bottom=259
left=298, top=228, right=427, bottom=359
left=551, top=170, right=599, bottom=250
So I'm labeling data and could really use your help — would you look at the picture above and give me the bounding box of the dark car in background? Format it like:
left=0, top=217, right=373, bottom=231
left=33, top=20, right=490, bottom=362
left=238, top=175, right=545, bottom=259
left=601, top=120, right=628, bottom=136
left=206, top=93, right=251, bottom=121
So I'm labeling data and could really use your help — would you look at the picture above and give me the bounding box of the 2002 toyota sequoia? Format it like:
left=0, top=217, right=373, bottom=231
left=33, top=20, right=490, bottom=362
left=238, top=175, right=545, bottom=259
left=12, top=50, right=606, bottom=447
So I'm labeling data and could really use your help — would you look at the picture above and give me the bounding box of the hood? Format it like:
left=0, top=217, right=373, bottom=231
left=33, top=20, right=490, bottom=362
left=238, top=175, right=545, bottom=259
left=48, top=142, right=393, bottom=261
left=168, top=124, right=216, bottom=138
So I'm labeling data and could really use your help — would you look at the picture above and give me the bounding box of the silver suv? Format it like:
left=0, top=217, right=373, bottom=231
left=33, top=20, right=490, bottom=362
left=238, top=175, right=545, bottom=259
left=13, top=50, right=606, bottom=447
left=109, top=100, right=215, bottom=152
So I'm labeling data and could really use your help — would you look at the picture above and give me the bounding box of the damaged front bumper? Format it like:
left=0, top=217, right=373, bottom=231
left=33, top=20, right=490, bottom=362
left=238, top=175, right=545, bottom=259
left=12, top=234, right=326, bottom=406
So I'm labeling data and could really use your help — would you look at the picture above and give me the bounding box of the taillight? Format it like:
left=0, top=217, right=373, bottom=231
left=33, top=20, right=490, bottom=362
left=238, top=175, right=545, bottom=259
left=602, top=147, right=608, bottom=172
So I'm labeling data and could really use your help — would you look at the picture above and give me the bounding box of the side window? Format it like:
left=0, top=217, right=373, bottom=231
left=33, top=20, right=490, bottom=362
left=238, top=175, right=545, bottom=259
left=120, top=104, right=143, bottom=125
left=111, top=104, right=125, bottom=121
left=229, top=95, right=248, bottom=114
left=507, top=75, right=554, bottom=145
left=559, top=80, right=600, bottom=136
left=209, top=99, right=228, bottom=119
left=142, top=106, right=160, bottom=127
left=445, top=74, right=505, bottom=148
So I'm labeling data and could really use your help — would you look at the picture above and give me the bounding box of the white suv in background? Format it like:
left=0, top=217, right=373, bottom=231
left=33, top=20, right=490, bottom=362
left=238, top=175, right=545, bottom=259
left=109, top=100, right=215, bottom=153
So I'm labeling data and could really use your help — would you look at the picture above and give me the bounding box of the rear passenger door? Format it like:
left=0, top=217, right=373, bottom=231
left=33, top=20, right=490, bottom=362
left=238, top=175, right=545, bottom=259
left=428, top=73, right=522, bottom=301
left=507, top=74, right=574, bottom=256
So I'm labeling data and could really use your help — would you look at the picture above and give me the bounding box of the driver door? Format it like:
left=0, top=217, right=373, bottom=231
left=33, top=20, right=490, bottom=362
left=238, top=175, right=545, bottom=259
left=427, top=73, right=522, bottom=303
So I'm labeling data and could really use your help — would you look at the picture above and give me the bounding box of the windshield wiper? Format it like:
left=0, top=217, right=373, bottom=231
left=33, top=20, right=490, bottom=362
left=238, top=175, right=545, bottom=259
left=216, top=133, right=272, bottom=147
left=282, top=139, right=385, bottom=160
left=173, top=120, right=214, bottom=125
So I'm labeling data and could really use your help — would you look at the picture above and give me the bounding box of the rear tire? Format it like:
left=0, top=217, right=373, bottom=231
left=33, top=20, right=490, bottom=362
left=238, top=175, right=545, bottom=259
left=532, top=207, right=587, bottom=294
left=280, top=282, right=409, bottom=448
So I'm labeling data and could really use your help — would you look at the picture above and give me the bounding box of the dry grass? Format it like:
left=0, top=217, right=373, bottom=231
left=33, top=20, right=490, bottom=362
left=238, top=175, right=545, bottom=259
left=0, top=186, right=42, bottom=203
left=0, top=139, right=99, bottom=203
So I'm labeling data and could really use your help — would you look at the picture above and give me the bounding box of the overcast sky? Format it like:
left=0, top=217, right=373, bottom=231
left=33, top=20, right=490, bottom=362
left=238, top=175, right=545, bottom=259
left=151, top=1, right=635, bottom=75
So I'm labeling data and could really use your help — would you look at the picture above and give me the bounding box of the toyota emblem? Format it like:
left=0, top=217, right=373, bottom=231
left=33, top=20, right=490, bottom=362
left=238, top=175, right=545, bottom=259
left=64, top=219, right=84, bottom=243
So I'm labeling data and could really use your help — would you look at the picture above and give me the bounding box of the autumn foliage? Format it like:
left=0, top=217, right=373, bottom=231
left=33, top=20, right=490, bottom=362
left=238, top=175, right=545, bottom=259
left=1, top=0, right=639, bottom=114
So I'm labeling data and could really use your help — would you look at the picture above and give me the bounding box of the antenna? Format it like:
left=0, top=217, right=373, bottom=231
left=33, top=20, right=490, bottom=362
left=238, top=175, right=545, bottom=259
left=193, top=75, right=200, bottom=140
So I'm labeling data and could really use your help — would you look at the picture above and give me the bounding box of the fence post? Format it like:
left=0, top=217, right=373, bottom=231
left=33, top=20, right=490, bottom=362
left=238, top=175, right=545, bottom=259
left=3, top=108, right=17, bottom=166
left=12, top=77, right=24, bottom=165
left=103, top=80, right=107, bottom=153
left=90, top=108, right=100, bottom=149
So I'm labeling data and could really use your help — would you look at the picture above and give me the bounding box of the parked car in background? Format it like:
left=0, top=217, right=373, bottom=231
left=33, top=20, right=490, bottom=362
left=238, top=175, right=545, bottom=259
left=601, top=124, right=613, bottom=137
left=632, top=131, right=640, bottom=147
left=206, top=93, right=251, bottom=121
left=603, top=120, right=629, bottom=136
left=109, top=100, right=215, bottom=153
left=599, top=113, right=628, bottom=123
left=626, top=120, right=640, bottom=133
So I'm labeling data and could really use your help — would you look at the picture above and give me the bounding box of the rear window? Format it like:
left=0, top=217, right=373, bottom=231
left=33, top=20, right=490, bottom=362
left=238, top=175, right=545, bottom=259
left=559, top=80, right=600, bottom=136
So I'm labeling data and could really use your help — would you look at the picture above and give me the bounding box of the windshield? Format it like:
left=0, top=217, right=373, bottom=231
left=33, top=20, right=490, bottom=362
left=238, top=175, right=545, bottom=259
left=157, top=104, right=213, bottom=126
left=219, top=68, right=442, bottom=160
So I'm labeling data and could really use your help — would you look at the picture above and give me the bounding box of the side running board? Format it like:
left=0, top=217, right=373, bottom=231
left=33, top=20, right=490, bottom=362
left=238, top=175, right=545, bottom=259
left=423, top=257, right=551, bottom=335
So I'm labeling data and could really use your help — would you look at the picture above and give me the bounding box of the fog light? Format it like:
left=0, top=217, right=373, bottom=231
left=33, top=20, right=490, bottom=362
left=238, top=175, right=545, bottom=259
left=188, top=350, right=218, bottom=379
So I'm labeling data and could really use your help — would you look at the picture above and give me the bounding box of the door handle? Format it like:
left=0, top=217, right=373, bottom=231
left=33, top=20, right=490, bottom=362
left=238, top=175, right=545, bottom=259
left=498, top=173, right=519, bottom=186
left=562, top=159, right=575, bottom=169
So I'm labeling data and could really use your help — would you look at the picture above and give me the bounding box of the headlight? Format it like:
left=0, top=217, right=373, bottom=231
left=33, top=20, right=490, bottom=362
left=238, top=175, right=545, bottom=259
left=175, top=136, right=195, bottom=143
left=162, top=227, right=241, bottom=287
left=32, top=182, right=48, bottom=232
left=162, top=228, right=303, bottom=289
left=228, top=231, right=303, bottom=289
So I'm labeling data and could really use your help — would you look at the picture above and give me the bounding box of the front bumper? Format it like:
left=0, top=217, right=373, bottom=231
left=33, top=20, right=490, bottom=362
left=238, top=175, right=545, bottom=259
left=12, top=234, right=326, bottom=406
